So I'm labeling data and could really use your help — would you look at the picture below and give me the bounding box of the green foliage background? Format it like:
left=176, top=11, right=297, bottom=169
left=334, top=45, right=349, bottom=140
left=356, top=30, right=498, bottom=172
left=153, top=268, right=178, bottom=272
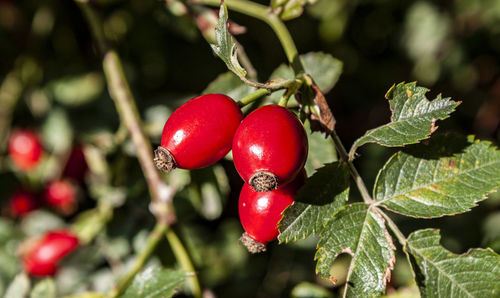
left=0, top=0, right=499, bottom=297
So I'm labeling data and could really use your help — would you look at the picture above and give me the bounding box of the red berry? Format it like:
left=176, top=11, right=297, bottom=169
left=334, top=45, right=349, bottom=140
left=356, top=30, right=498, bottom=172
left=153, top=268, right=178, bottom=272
left=23, top=230, right=79, bottom=277
left=238, top=171, right=305, bottom=253
left=154, top=94, right=243, bottom=172
left=44, top=180, right=77, bottom=215
left=8, top=129, right=43, bottom=171
left=9, top=190, right=38, bottom=217
left=63, top=145, right=88, bottom=183
left=232, top=105, right=308, bottom=192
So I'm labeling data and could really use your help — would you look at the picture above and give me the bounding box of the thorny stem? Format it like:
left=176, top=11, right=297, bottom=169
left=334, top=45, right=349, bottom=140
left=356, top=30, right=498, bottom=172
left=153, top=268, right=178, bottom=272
left=237, top=88, right=270, bottom=107
left=166, top=228, right=202, bottom=298
left=108, top=221, right=168, bottom=298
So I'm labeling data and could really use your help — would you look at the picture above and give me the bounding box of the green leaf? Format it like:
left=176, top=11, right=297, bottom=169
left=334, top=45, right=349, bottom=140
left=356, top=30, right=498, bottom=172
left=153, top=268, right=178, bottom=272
left=304, top=120, right=338, bottom=174
left=350, top=82, right=459, bottom=157
left=121, top=266, right=188, bottom=298
left=291, top=281, right=333, bottom=298
left=278, top=162, right=349, bottom=243
left=48, top=72, right=104, bottom=106
left=406, top=229, right=500, bottom=297
left=5, top=273, right=30, bottom=298
left=270, top=52, right=342, bottom=95
left=30, top=279, right=56, bottom=298
left=316, top=203, right=395, bottom=297
left=374, top=135, right=500, bottom=218
left=210, top=2, right=246, bottom=80
left=64, top=293, right=104, bottom=298
left=203, top=72, right=255, bottom=101
left=41, top=107, right=74, bottom=153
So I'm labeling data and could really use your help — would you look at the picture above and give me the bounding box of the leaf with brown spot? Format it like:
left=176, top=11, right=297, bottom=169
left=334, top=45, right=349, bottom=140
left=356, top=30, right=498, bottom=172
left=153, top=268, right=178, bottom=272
left=374, top=134, right=500, bottom=218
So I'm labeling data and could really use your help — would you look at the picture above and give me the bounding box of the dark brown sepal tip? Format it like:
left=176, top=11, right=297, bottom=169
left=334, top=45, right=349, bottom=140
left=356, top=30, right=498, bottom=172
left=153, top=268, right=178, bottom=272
left=239, top=232, right=266, bottom=253
left=154, top=146, right=176, bottom=173
left=249, top=171, right=278, bottom=192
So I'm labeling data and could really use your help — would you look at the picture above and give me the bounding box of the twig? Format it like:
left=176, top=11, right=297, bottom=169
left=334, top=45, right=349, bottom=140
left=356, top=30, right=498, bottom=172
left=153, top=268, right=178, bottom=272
left=165, top=228, right=202, bottom=298
left=108, top=221, right=168, bottom=298
left=237, top=88, right=270, bottom=107
left=75, top=1, right=176, bottom=223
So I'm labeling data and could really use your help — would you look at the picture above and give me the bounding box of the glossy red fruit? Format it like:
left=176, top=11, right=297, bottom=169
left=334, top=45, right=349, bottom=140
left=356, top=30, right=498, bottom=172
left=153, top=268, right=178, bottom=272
left=154, top=94, right=243, bottom=172
left=8, top=129, right=43, bottom=171
left=238, top=171, right=305, bottom=253
left=44, top=180, right=77, bottom=215
left=9, top=190, right=38, bottom=217
left=232, top=105, right=308, bottom=192
left=23, top=230, right=79, bottom=276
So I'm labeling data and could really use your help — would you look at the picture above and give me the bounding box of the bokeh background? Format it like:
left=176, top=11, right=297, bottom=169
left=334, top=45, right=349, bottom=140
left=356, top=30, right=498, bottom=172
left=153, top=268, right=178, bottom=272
left=0, top=0, right=499, bottom=297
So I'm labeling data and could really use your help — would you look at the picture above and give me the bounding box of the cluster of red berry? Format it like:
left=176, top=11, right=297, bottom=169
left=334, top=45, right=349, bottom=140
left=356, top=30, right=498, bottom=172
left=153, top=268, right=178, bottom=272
left=7, top=129, right=87, bottom=276
left=155, top=94, right=308, bottom=253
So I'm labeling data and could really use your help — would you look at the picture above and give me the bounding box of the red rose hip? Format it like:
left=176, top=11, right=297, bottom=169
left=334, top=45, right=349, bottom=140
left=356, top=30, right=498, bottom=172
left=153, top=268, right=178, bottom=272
left=10, top=190, right=38, bottom=217
left=8, top=129, right=43, bottom=171
left=44, top=180, right=77, bottom=215
left=232, top=105, right=307, bottom=192
left=238, top=171, right=305, bottom=253
left=154, top=94, right=243, bottom=172
left=23, top=230, right=79, bottom=276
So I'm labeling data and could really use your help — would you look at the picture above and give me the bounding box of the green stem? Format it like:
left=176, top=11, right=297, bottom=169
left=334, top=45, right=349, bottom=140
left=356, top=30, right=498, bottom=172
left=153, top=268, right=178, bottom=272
left=330, top=131, right=374, bottom=204
left=237, top=88, right=270, bottom=107
left=166, top=229, right=202, bottom=298
left=377, top=208, right=407, bottom=246
left=278, top=88, right=293, bottom=107
left=192, top=0, right=300, bottom=68
left=108, top=222, right=168, bottom=298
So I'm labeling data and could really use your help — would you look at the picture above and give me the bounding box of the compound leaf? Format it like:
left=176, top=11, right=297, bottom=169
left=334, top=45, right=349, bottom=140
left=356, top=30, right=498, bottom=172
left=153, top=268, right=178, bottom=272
left=374, top=134, right=500, bottom=218
left=316, top=203, right=395, bottom=297
left=406, top=229, right=500, bottom=297
left=278, top=162, right=348, bottom=243
left=350, top=82, right=459, bottom=158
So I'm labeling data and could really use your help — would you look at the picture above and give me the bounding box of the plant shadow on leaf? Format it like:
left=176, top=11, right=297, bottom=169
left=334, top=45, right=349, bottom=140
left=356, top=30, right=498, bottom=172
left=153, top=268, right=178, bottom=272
left=294, top=162, right=348, bottom=206
left=400, top=133, right=470, bottom=160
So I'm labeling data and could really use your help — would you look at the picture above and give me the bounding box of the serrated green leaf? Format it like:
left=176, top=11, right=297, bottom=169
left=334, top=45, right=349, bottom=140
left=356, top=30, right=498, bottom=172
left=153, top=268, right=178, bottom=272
left=203, top=72, right=255, bottom=100
left=374, top=134, right=500, bottom=218
left=5, top=273, right=30, bottom=298
left=210, top=2, right=246, bottom=79
left=30, top=279, right=56, bottom=298
left=278, top=162, right=349, bottom=243
left=350, top=82, right=459, bottom=157
left=406, top=229, right=500, bottom=297
left=316, top=203, right=395, bottom=297
left=121, top=266, right=188, bottom=298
